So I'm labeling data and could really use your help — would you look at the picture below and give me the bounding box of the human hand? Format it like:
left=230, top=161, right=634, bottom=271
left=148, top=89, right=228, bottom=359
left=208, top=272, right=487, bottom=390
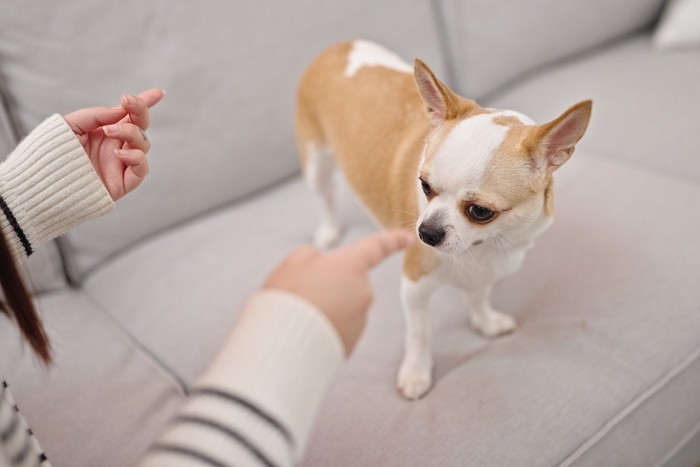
left=63, top=88, right=165, bottom=200
left=263, top=229, right=415, bottom=355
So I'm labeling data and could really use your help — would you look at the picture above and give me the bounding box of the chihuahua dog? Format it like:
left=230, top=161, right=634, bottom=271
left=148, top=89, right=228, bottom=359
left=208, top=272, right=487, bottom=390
left=295, top=40, right=591, bottom=399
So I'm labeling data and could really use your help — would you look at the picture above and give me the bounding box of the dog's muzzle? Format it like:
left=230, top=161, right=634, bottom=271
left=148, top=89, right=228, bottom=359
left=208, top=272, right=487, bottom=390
left=418, top=223, right=445, bottom=247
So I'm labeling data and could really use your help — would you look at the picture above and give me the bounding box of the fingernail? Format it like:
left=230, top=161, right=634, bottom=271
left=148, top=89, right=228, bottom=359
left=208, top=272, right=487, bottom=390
left=121, top=94, right=135, bottom=106
left=114, top=149, right=124, bottom=156
left=103, top=124, right=118, bottom=135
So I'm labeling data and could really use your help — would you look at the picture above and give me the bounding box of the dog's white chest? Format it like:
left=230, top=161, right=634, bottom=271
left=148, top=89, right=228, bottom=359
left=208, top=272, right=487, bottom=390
left=435, top=215, right=552, bottom=291
left=435, top=244, right=526, bottom=290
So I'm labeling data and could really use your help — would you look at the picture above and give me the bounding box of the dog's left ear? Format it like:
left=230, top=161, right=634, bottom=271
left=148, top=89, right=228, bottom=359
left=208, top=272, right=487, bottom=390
left=414, top=59, right=464, bottom=126
left=531, top=100, right=592, bottom=174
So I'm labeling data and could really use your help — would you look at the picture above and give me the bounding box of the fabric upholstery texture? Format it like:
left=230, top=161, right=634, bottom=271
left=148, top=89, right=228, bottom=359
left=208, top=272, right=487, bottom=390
left=437, top=0, right=665, bottom=99
left=21, top=244, right=67, bottom=294
left=82, top=177, right=366, bottom=383
left=82, top=151, right=700, bottom=466
left=302, top=152, right=700, bottom=467
left=0, top=88, right=18, bottom=161
left=0, top=0, right=446, bottom=278
left=653, top=0, right=700, bottom=50
left=1, top=1, right=699, bottom=465
left=0, top=290, right=186, bottom=467
left=485, top=33, right=700, bottom=185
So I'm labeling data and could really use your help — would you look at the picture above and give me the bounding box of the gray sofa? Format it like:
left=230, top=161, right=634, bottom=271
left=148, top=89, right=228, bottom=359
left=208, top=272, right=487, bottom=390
left=1, top=1, right=699, bottom=466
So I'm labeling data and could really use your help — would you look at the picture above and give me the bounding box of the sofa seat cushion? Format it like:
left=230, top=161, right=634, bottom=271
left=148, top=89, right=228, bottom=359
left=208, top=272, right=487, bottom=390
left=0, top=290, right=186, bottom=467
left=80, top=149, right=700, bottom=466
left=485, top=33, right=700, bottom=185
left=304, top=153, right=700, bottom=466
left=82, top=176, right=374, bottom=384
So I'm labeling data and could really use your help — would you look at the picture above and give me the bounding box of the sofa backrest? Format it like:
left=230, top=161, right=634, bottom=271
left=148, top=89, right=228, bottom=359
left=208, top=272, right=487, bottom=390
left=0, top=0, right=447, bottom=279
left=437, top=0, right=667, bottom=100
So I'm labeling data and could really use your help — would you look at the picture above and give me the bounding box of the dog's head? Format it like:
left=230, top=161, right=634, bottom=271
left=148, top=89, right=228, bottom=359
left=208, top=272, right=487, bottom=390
left=413, top=60, right=591, bottom=254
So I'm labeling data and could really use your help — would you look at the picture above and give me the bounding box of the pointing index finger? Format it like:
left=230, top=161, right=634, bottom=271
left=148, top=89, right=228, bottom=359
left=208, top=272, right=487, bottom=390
left=333, top=229, right=415, bottom=271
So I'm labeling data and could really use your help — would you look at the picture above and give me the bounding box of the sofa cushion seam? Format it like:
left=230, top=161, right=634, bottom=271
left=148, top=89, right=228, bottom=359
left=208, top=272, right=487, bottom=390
left=653, top=416, right=700, bottom=467
left=558, top=341, right=700, bottom=466
left=80, top=292, right=190, bottom=397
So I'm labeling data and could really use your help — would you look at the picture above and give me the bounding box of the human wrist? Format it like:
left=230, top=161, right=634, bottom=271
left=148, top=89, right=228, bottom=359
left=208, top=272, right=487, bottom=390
left=0, top=114, right=114, bottom=260
left=196, top=289, right=345, bottom=459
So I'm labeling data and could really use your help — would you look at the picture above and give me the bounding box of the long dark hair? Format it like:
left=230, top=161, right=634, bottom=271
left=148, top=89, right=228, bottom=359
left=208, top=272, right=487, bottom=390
left=0, top=228, right=51, bottom=364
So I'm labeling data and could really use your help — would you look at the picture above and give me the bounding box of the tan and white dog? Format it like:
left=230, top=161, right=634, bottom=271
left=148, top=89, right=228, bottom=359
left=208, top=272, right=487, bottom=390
left=295, top=40, right=591, bottom=400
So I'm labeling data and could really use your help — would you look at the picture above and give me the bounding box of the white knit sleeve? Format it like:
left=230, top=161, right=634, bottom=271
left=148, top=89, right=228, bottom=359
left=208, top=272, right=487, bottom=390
left=0, top=114, right=114, bottom=263
left=140, top=290, right=345, bottom=467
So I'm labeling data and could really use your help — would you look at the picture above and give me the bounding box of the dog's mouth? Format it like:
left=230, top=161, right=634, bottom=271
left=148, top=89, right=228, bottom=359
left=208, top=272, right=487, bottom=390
left=416, top=223, right=487, bottom=253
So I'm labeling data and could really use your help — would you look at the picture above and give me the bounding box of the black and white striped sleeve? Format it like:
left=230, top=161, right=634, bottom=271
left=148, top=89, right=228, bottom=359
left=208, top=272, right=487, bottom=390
left=140, top=290, right=345, bottom=467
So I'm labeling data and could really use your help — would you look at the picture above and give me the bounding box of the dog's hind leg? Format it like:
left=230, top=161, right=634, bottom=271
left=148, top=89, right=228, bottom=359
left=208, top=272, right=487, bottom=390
left=296, top=93, right=343, bottom=249
left=304, top=142, right=343, bottom=249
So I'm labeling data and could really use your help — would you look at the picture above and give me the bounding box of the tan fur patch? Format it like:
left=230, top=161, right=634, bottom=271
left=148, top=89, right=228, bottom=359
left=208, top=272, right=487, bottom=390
left=467, top=121, right=553, bottom=222
left=296, top=42, right=428, bottom=232
left=481, top=124, right=540, bottom=206
left=403, top=242, right=440, bottom=280
left=543, top=176, right=554, bottom=217
left=492, top=115, right=522, bottom=127
left=296, top=43, right=462, bottom=279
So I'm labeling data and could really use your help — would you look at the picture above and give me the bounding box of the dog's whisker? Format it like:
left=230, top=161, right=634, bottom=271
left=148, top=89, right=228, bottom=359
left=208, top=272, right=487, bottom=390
left=514, top=215, right=536, bottom=225
left=394, top=209, right=419, bottom=219
left=495, top=235, right=507, bottom=261
left=397, top=220, right=418, bottom=230
left=497, top=232, right=515, bottom=247
left=491, top=237, right=501, bottom=261
left=462, top=247, right=480, bottom=273
left=454, top=252, right=470, bottom=277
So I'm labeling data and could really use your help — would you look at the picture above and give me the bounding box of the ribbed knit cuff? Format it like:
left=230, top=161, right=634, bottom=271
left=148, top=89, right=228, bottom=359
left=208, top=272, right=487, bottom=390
left=0, top=114, right=114, bottom=262
left=195, top=290, right=345, bottom=460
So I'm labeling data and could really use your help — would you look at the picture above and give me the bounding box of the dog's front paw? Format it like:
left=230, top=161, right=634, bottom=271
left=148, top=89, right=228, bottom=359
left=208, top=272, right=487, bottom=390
left=397, top=358, right=433, bottom=400
left=470, top=309, right=517, bottom=338
left=313, top=223, right=342, bottom=250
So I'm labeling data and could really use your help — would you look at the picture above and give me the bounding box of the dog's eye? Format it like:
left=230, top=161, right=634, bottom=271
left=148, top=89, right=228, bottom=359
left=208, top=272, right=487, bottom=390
left=467, top=204, right=496, bottom=223
left=420, top=179, right=433, bottom=198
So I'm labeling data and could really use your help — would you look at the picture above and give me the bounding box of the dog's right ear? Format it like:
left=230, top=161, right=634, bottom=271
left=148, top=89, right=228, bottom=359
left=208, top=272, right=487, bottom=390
left=414, top=60, right=462, bottom=126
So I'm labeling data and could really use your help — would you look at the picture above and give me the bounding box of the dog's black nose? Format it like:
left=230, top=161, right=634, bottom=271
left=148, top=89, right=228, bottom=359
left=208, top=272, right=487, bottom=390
left=418, top=223, right=445, bottom=247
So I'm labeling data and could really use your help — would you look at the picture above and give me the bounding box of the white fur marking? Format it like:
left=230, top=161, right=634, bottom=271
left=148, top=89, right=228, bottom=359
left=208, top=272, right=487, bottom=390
left=306, top=143, right=342, bottom=249
left=345, top=40, right=412, bottom=77
left=431, top=113, right=510, bottom=194
left=398, top=276, right=437, bottom=400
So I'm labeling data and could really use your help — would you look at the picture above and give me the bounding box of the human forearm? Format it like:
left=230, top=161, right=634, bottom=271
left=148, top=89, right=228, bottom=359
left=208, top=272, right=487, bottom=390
left=0, top=114, right=114, bottom=263
left=140, top=290, right=344, bottom=466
